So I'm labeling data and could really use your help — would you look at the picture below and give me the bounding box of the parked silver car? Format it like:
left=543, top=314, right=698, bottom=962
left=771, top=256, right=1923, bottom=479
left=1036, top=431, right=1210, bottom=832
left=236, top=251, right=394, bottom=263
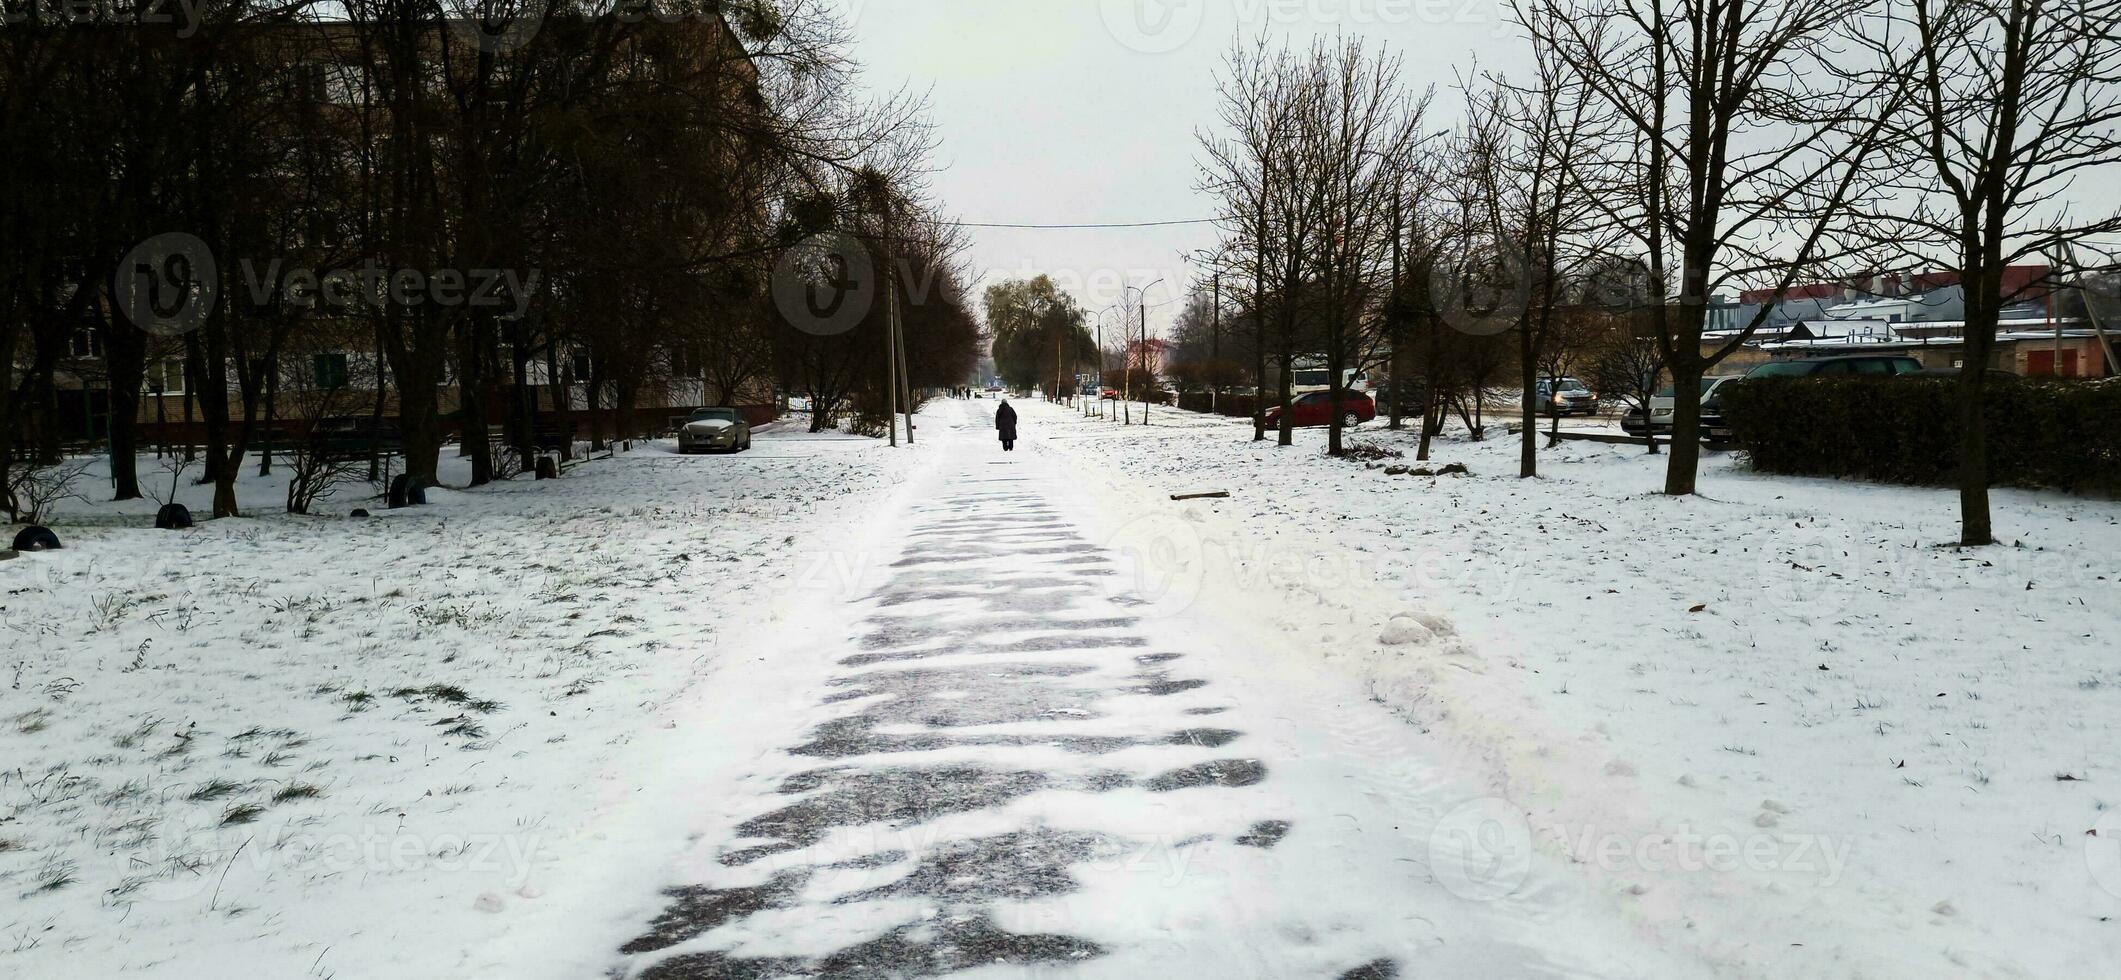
left=1622, top=376, right=1743, bottom=435
left=677, top=407, right=752, bottom=454
left=1535, top=376, right=1600, bottom=416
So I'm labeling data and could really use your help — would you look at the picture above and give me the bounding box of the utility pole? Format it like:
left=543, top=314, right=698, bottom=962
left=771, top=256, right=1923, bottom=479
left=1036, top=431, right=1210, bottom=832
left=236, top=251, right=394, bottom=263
left=1141, top=299, right=1151, bottom=425
left=884, top=230, right=899, bottom=447
left=1121, top=298, right=1133, bottom=425
left=1389, top=188, right=1403, bottom=429
left=1055, top=323, right=1064, bottom=405
left=1211, top=272, right=1220, bottom=414
left=2064, top=240, right=2119, bottom=376
left=894, top=273, right=913, bottom=444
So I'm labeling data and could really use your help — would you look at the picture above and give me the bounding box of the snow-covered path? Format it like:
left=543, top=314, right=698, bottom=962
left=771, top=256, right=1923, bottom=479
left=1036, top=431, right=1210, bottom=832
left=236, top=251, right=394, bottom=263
left=586, top=400, right=1684, bottom=979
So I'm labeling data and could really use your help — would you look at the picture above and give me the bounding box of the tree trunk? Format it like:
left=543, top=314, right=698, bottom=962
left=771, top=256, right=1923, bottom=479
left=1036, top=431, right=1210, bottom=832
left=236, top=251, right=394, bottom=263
left=458, top=313, right=492, bottom=486
left=1518, top=352, right=1538, bottom=478
left=106, top=319, right=146, bottom=500
left=1664, top=366, right=1703, bottom=496
left=585, top=361, right=606, bottom=451
left=1957, top=284, right=1999, bottom=546
left=257, top=354, right=277, bottom=477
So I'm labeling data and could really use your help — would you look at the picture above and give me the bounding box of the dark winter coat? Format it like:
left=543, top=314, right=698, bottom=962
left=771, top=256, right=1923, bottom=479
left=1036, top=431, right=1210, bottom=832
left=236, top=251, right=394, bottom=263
left=995, top=402, right=1018, bottom=442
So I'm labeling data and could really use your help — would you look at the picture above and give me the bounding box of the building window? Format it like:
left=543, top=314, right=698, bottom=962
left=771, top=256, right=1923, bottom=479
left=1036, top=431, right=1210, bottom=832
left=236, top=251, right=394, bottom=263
left=70, top=327, right=103, bottom=359
left=147, top=359, right=186, bottom=395
left=571, top=352, right=592, bottom=382
left=313, top=352, right=350, bottom=390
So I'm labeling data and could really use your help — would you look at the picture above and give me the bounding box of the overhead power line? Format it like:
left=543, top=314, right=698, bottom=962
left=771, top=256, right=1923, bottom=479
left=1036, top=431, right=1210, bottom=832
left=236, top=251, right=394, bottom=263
left=944, top=218, right=1217, bottom=230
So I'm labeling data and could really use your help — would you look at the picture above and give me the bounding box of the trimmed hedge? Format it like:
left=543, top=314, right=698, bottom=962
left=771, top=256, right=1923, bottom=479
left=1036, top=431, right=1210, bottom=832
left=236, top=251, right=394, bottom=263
left=1720, top=376, right=2121, bottom=492
left=1176, top=392, right=1259, bottom=418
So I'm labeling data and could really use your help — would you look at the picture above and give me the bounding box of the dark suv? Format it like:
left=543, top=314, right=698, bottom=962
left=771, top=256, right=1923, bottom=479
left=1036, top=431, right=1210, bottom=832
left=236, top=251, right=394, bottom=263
left=1707, top=355, right=1925, bottom=444
left=1742, top=355, right=1924, bottom=378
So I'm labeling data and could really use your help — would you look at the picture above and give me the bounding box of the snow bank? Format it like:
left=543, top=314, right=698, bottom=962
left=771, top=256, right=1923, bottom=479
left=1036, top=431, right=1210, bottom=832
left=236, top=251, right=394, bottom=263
left=1020, top=398, right=2121, bottom=979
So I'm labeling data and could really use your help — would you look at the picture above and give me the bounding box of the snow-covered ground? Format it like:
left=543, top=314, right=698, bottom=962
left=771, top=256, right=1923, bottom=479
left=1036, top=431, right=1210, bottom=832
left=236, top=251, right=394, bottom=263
left=488, top=399, right=1696, bottom=980
left=1018, top=397, right=2121, bottom=979
left=7, top=396, right=2116, bottom=979
left=0, top=421, right=933, bottom=977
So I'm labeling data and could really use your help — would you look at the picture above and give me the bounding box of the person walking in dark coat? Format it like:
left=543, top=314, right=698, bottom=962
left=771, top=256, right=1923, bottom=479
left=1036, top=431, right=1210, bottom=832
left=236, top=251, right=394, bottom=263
left=995, top=400, right=1018, bottom=451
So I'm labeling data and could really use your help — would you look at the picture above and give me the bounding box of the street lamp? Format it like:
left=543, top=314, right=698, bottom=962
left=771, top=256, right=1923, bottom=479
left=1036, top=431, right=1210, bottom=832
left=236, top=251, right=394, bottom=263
left=1124, top=277, right=1166, bottom=425
left=1096, top=304, right=1121, bottom=419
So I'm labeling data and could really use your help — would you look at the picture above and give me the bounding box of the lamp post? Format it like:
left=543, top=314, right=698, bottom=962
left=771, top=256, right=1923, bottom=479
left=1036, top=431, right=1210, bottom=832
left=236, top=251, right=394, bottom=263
left=1125, top=277, right=1166, bottom=425
left=1096, top=305, right=1120, bottom=420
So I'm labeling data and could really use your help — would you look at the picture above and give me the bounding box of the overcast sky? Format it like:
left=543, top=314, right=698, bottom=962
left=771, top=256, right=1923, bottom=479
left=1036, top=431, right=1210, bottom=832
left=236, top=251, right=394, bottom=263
left=834, top=0, right=1528, bottom=339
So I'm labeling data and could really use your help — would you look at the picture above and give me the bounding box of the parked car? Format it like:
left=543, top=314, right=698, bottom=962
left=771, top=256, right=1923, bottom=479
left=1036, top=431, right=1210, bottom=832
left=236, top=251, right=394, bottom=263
left=1703, top=355, right=1925, bottom=444
left=1262, top=390, right=1377, bottom=429
left=1621, top=376, right=1742, bottom=435
left=1368, top=382, right=1427, bottom=416
left=677, top=407, right=751, bottom=454
left=1742, top=354, right=1924, bottom=378
left=1534, top=376, right=1600, bottom=416
left=1905, top=367, right=2020, bottom=381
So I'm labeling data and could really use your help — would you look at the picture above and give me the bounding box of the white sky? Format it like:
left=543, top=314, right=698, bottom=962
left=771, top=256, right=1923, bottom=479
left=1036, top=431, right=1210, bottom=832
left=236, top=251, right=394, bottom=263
left=835, top=0, right=1529, bottom=339
left=834, top=1, right=2121, bottom=338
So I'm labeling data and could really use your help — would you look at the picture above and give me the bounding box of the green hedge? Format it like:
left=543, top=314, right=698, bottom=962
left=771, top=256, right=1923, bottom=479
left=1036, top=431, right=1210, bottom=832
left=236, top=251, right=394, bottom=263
left=1720, top=376, right=2121, bottom=492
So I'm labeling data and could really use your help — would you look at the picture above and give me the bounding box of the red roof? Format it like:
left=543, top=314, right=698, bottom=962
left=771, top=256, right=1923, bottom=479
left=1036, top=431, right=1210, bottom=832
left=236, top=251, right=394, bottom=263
left=1739, top=265, right=2053, bottom=305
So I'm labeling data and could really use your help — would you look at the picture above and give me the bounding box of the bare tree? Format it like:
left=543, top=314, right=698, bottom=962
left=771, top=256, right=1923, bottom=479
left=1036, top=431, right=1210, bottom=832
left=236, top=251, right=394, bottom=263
left=1586, top=319, right=1669, bottom=454
left=1293, top=39, right=1432, bottom=457
left=1855, top=0, right=2121, bottom=545
left=1455, top=54, right=1620, bottom=477
left=1521, top=0, right=1905, bottom=495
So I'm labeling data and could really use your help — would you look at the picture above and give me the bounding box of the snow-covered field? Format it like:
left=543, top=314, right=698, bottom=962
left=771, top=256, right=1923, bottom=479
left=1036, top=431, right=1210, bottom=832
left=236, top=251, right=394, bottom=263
left=6, top=396, right=2117, bottom=979
left=1020, top=397, right=2121, bottom=978
left=0, top=423, right=931, bottom=978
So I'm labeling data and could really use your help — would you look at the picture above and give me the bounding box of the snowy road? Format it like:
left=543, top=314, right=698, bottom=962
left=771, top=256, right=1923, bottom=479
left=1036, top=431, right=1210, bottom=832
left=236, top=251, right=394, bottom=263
left=594, top=401, right=1679, bottom=979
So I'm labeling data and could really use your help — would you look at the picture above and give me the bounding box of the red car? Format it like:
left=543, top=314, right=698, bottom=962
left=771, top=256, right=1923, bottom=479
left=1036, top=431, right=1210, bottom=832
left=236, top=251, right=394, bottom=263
left=1263, top=390, right=1377, bottom=428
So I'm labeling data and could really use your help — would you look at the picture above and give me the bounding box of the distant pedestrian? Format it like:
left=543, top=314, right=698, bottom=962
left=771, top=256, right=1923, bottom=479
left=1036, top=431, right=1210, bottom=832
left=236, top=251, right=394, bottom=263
left=996, top=399, right=1018, bottom=452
